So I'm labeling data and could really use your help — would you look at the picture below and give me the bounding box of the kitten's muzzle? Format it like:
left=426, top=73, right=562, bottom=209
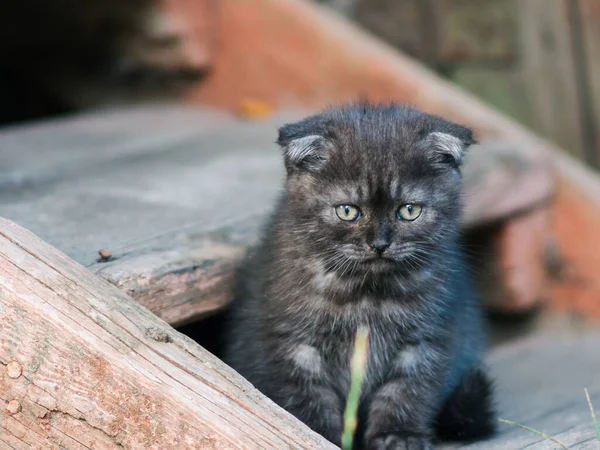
left=370, top=239, right=391, bottom=255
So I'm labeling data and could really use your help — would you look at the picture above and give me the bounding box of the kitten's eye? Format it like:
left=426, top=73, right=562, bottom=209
left=335, top=205, right=361, bottom=221
left=397, top=204, right=422, bottom=221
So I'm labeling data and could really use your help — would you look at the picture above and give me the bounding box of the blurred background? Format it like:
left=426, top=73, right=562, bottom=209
left=321, top=0, right=599, bottom=168
left=2, top=0, right=600, bottom=345
left=2, top=0, right=599, bottom=164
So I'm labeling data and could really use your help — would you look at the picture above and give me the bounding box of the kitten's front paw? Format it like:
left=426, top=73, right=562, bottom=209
left=366, top=434, right=433, bottom=450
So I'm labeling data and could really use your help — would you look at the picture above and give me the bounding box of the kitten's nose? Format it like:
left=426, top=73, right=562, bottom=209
left=370, top=239, right=390, bottom=255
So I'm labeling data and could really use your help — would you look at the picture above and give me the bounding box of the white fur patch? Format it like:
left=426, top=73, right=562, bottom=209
left=427, top=132, right=464, bottom=164
left=312, top=260, right=337, bottom=292
left=377, top=382, right=401, bottom=399
left=290, top=344, right=323, bottom=375
left=285, top=135, right=326, bottom=165
left=399, top=345, right=420, bottom=368
left=396, top=345, right=423, bottom=373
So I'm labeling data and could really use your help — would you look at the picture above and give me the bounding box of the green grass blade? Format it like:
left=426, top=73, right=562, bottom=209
left=341, top=326, right=369, bottom=450
left=499, top=418, right=571, bottom=449
left=584, top=388, right=600, bottom=441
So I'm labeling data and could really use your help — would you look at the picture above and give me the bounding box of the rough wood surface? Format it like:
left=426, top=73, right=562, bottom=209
left=0, top=217, right=336, bottom=450
left=0, top=105, right=553, bottom=326
left=445, top=331, right=600, bottom=450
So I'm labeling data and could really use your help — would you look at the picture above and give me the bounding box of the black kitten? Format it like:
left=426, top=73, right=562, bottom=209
left=223, top=103, right=495, bottom=449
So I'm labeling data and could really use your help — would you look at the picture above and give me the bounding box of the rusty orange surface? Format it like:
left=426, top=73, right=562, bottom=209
left=158, top=0, right=218, bottom=70
left=185, top=0, right=561, bottom=141
left=550, top=176, right=600, bottom=318
left=190, top=0, right=438, bottom=117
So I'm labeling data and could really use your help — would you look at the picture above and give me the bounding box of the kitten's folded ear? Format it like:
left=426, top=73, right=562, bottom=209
left=277, top=122, right=332, bottom=173
left=422, top=122, right=475, bottom=169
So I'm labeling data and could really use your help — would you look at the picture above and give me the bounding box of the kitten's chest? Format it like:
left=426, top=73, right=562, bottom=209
left=285, top=296, right=429, bottom=388
left=314, top=319, right=413, bottom=390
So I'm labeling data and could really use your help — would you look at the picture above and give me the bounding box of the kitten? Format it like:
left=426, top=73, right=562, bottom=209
left=223, top=103, right=495, bottom=449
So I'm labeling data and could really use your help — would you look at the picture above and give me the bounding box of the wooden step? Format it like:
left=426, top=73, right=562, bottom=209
left=0, top=105, right=554, bottom=326
left=447, top=331, right=600, bottom=449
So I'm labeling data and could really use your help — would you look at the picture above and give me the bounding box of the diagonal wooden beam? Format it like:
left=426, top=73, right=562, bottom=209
left=0, top=217, right=335, bottom=449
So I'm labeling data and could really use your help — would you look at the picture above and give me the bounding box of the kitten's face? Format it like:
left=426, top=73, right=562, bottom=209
left=279, top=104, right=472, bottom=280
left=289, top=156, right=462, bottom=278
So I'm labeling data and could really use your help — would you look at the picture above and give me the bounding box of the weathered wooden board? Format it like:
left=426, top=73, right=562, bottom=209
left=444, top=331, right=600, bottom=450
left=0, top=217, right=336, bottom=449
left=350, top=0, right=518, bottom=64
left=0, top=105, right=287, bottom=326
left=580, top=0, right=600, bottom=167
left=516, top=0, right=587, bottom=160
left=0, top=105, right=553, bottom=326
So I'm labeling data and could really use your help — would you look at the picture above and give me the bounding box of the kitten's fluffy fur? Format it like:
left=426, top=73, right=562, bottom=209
left=224, top=103, right=495, bottom=449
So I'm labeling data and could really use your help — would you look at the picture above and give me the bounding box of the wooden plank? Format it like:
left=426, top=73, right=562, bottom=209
left=283, top=0, right=517, bottom=66
left=0, top=106, right=286, bottom=326
left=442, top=331, right=600, bottom=449
left=0, top=105, right=553, bottom=326
left=436, top=0, right=518, bottom=64
left=352, top=0, right=434, bottom=62
left=0, top=217, right=336, bottom=449
left=580, top=0, right=600, bottom=166
left=449, top=66, right=530, bottom=127
left=516, top=0, right=586, bottom=160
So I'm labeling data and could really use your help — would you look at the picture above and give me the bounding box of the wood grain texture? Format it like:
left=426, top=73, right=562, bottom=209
left=517, top=0, right=586, bottom=160
left=0, top=217, right=336, bottom=450
left=0, top=105, right=553, bottom=326
left=443, top=331, right=600, bottom=449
